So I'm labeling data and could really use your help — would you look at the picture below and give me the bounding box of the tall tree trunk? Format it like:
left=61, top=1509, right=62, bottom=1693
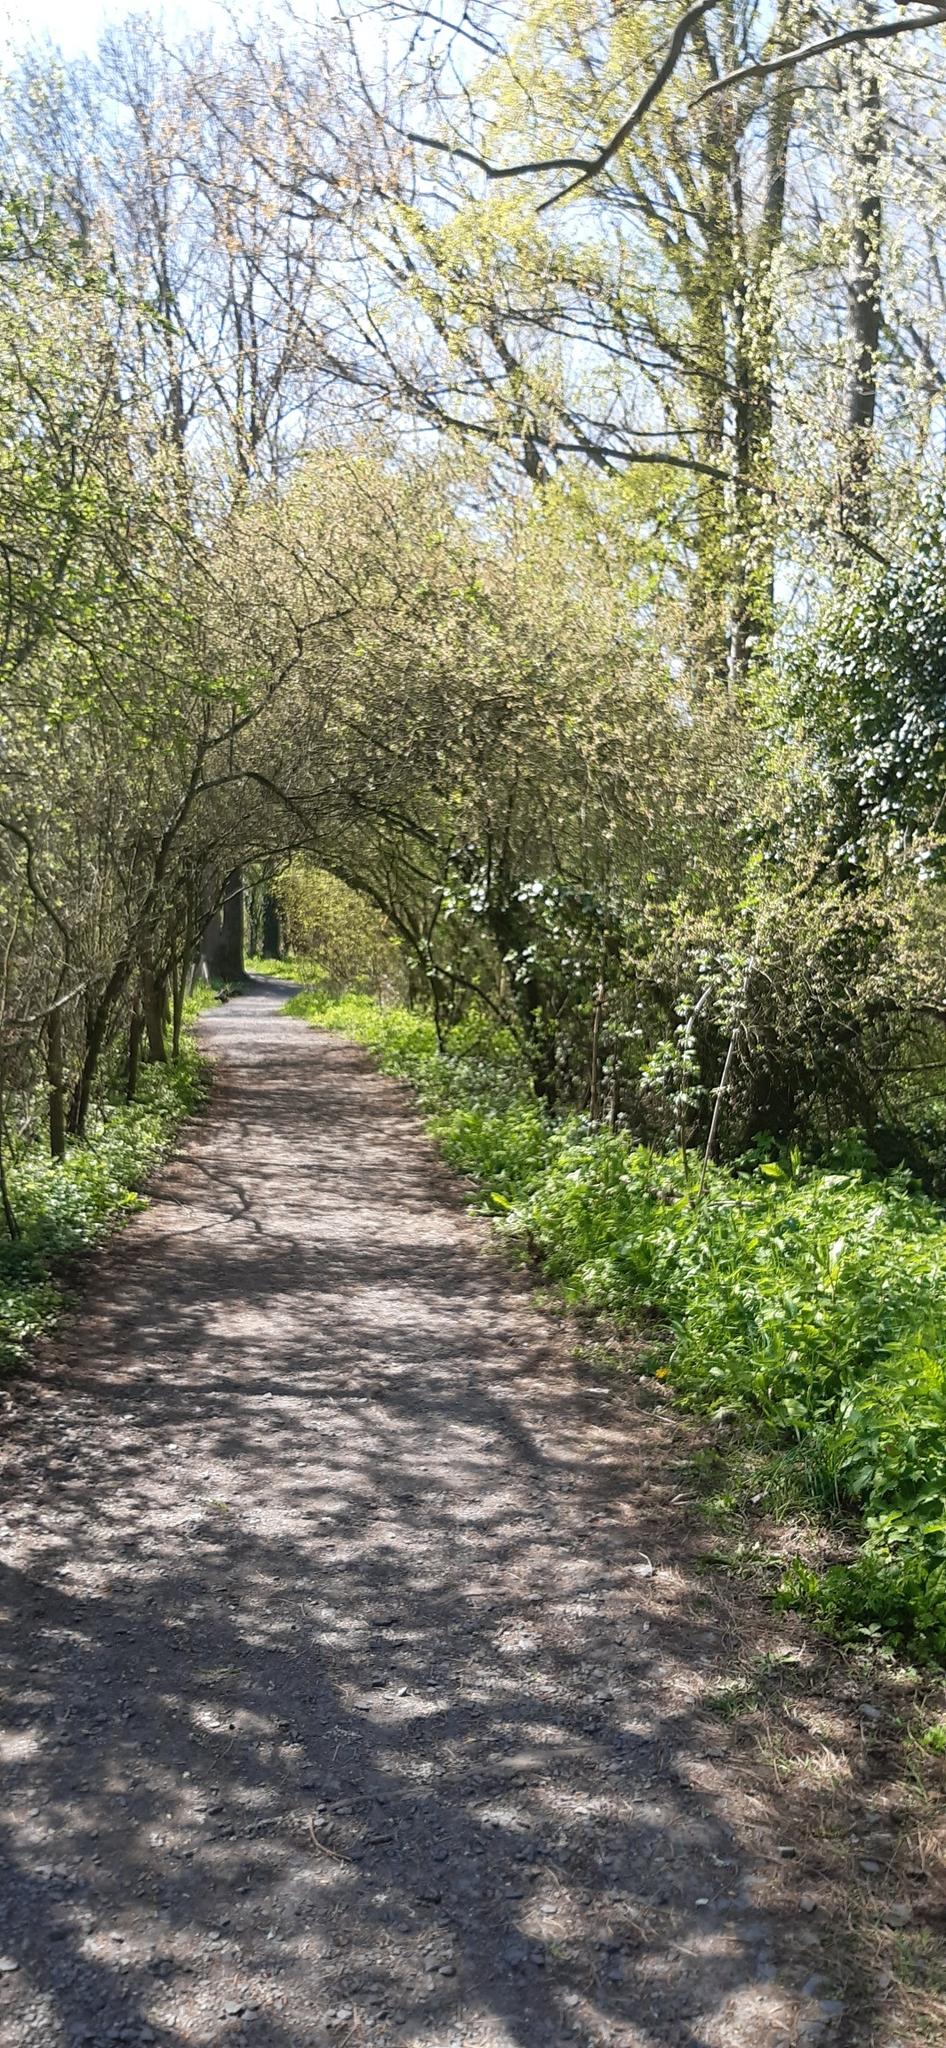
left=171, top=957, right=186, bottom=1060
left=141, top=958, right=168, bottom=1063
left=201, top=869, right=245, bottom=982
left=727, top=22, right=798, bottom=686
left=0, top=1075, right=20, bottom=1239
left=261, top=891, right=282, bottom=959
left=219, top=868, right=244, bottom=980
left=126, top=1009, right=144, bottom=1101
left=47, top=1007, right=67, bottom=1162
left=844, top=46, right=883, bottom=534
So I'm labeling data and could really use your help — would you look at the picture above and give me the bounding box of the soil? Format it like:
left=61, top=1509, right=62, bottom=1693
left=0, top=978, right=944, bottom=2048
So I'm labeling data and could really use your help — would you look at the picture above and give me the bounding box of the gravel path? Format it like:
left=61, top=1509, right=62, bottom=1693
left=0, top=981, right=856, bottom=2048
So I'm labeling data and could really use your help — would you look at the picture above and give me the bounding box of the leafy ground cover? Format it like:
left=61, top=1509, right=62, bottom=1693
left=0, top=1005, right=209, bottom=1371
left=245, top=955, right=318, bottom=979
left=288, top=991, right=946, bottom=1662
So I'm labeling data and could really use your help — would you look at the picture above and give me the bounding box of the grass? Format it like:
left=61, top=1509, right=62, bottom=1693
left=916, top=1720, right=946, bottom=1755
left=0, top=998, right=209, bottom=1370
left=286, top=990, right=946, bottom=1664
left=245, top=953, right=325, bottom=982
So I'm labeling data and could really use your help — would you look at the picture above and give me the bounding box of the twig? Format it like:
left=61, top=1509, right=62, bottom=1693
left=697, top=1022, right=740, bottom=1205
left=696, top=957, right=755, bottom=1203
left=307, top=1816, right=355, bottom=1863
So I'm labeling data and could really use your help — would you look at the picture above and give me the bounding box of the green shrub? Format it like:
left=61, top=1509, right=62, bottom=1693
left=291, top=991, right=946, bottom=1661
left=0, top=1040, right=206, bottom=1368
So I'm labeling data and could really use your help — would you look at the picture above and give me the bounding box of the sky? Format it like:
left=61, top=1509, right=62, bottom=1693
left=2, top=0, right=237, bottom=59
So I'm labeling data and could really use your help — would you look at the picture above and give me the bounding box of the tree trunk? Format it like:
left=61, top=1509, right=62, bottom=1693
left=261, top=891, right=282, bottom=959
left=69, top=959, right=130, bottom=1137
left=844, top=48, right=883, bottom=533
left=0, top=1076, right=20, bottom=1239
left=47, top=1007, right=67, bottom=1161
left=171, top=959, right=185, bottom=1059
left=220, top=868, right=244, bottom=978
left=126, top=1009, right=144, bottom=1101
left=201, top=868, right=245, bottom=982
left=727, top=31, right=798, bottom=688
left=142, top=960, right=168, bottom=1063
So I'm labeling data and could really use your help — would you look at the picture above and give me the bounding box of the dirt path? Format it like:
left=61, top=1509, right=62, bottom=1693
left=0, top=981, right=916, bottom=2048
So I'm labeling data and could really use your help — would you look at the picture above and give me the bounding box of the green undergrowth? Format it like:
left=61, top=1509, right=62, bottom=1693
left=288, top=991, right=946, bottom=1663
left=246, top=954, right=325, bottom=983
left=0, top=1010, right=209, bottom=1370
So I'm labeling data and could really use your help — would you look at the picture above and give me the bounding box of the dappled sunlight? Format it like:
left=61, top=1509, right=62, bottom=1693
left=0, top=985, right=879, bottom=2047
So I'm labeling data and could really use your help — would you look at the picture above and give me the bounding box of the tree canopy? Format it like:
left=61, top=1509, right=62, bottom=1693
left=3, top=0, right=946, bottom=1194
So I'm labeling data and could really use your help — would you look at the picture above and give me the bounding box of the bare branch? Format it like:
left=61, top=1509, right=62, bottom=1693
left=538, top=0, right=720, bottom=211
left=406, top=1, right=946, bottom=207
left=405, top=0, right=717, bottom=201
left=694, top=7, right=946, bottom=103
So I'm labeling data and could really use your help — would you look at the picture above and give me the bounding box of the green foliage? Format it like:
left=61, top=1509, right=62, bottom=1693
left=788, top=516, right=946, bottom=853
left=294, top=991, right=946, bottom=1661
left=266, top=864, right=406, bottom=1000
left=0, top=1043, right=206, bottom=1370
left=246, top=956, right=324, bottom=982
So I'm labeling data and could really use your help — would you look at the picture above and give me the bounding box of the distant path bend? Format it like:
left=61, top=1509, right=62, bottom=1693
left=0, top=979, right=813, bottom=2048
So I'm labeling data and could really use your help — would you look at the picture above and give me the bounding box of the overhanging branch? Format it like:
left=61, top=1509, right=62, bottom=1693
left=405, top=3, right=946, bottom=208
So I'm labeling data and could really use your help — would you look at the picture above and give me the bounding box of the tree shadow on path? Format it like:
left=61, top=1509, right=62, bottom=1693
left=0, top=985, right=884, bottom=2048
